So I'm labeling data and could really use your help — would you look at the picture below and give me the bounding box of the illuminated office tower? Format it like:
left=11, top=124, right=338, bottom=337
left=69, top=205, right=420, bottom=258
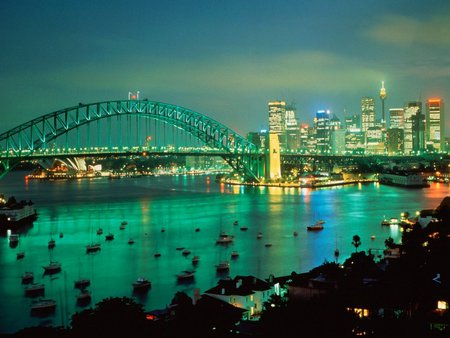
left=386, top=128, right=404, bottom=155
left=285, top=105, right=300, bottom=151
left=315, top=109, right=331, bottom=154
left=361, top=97, right=375, bottom=132
left=404, top=101, right=424, bottom=154
left=380, top=81, right=387, bottom=127
left=389, top=108, right=405, bottom=129
left=268, top=101, right=287, bottom=149
left=345, top=114, right=361, bottom=130
left=426, top=98, right=445, bottom=152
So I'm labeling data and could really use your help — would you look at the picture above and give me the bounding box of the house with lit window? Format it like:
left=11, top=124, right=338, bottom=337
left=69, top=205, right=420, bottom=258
left=203, top=275, right=274, bottom=319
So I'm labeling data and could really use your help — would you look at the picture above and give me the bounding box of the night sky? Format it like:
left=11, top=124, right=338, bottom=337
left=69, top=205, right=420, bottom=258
left=1, top=0, right=449, bottom=136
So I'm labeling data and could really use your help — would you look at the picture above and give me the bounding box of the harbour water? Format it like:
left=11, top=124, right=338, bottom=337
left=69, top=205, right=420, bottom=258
left=0, top=171, right=448, bottom=333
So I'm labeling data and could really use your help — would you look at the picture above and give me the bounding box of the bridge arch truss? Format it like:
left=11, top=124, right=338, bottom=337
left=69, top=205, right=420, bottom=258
left=0, top=100, right=261, bottom=181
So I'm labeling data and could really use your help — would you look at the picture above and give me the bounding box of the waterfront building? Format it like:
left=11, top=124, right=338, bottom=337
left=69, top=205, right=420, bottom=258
left=203, top=275, right=274, bottom=320
left=315, top=109, right=331, bottom=154
left=426, top=98, right=445, bottom=152
left=268, top=101, right=287, bottom=150
left=361, top=97, right=376, bottom=132
left=389, top=108, right=405, bottom=129
left=285, top=105, right=300, bottom=151
left=386, top=128, right=404, bottom=155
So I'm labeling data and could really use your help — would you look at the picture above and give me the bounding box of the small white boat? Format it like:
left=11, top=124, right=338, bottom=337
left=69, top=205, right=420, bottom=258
left=74, top=278, right=91, bottom=289
left=132, top=277, right=151, bottom=292
left=86, top=243, right=101, bottom=253
left=256, top=232, right=263, bottom=239
left=25, top=283, right=45, bottom=296
left=30, top=299, right=56, bottom=313
left=21, top=272, right=34, bottom=284
left=176, top=270, right=195, bottom=281
left=42, top=261, right=61, bottom=274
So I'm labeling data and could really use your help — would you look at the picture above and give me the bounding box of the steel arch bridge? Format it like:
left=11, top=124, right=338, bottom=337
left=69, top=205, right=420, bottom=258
left=0, top=100, right=262, bottom=181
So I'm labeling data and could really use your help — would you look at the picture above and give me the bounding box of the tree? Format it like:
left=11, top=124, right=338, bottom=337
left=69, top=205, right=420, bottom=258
left=384, top=236, right=395, bottom=249
left=352, top=234, right=361, bottom=252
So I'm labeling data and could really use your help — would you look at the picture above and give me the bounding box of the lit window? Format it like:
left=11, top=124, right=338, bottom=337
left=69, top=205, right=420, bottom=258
left=437, top=300, right=448, bottom=310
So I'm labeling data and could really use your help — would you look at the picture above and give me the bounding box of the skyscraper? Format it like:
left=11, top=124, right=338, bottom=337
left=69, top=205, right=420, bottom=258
left=426, top=98, right=445, bottom=152
left=361, top=97, right=375, bottom=132
left=315, top=109, right=331, bottom=154
left=404, top=101, right=424, bottom=154
left=285, top=104, right=300, bottom=151
left=389, top=108, right=405, bottom=129
left=268, top=101, right=287, bottom=149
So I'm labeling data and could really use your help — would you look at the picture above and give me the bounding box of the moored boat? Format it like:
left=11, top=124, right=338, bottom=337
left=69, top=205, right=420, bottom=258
left=24, top=283, right=45, bottom=296
left=191, top=255, right=200, bottom=264
left=9, top=233, right=20, bottom=247
left=307, top=220, right=325, bottom=231
left=86, top=243, right=101, bottom=253
left=0, top=195, right=38, bottom=229
left=74, top=278, right=91, bottom=289
left=105, top=233, right=114, bottom=241
left=231, top=251, right=239, bottom=258
left=42, top=261, right=61, bottom=274
left=176, top=270, right=195, bottom=281
left=48, top=238, right=56, bottom=249
left=132, top=277, right=152, bottom=292
left=215, top=261, right=230, bottom=272
left=21, top=272, right=34, bottom=284
left=17, top=251, right=25, bottom=260
left=216, top=233, right=234, bottom=244
left=76, top=289, right=91, bottom=305
left=96, top=228, right=103, bottom=235
left=30, top=298, right=56, bottom=314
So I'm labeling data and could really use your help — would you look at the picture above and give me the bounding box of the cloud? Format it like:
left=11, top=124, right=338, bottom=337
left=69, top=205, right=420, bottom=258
left=42, top=50, right=383, bottom=98
left=366, top=14, right=450, bottom=47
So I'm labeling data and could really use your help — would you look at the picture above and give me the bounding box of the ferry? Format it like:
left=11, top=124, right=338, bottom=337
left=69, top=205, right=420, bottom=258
left=0, top=194, right=38, bottom=229
left=378, top=172, right=430, bottom=188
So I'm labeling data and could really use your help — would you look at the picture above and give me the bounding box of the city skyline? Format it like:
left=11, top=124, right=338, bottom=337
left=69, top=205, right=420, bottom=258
left=1, top=1, right=450, bottom=136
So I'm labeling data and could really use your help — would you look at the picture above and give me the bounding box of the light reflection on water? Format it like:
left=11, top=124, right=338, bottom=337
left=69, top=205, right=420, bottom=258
left=0, top=172, right=448, bottom=333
